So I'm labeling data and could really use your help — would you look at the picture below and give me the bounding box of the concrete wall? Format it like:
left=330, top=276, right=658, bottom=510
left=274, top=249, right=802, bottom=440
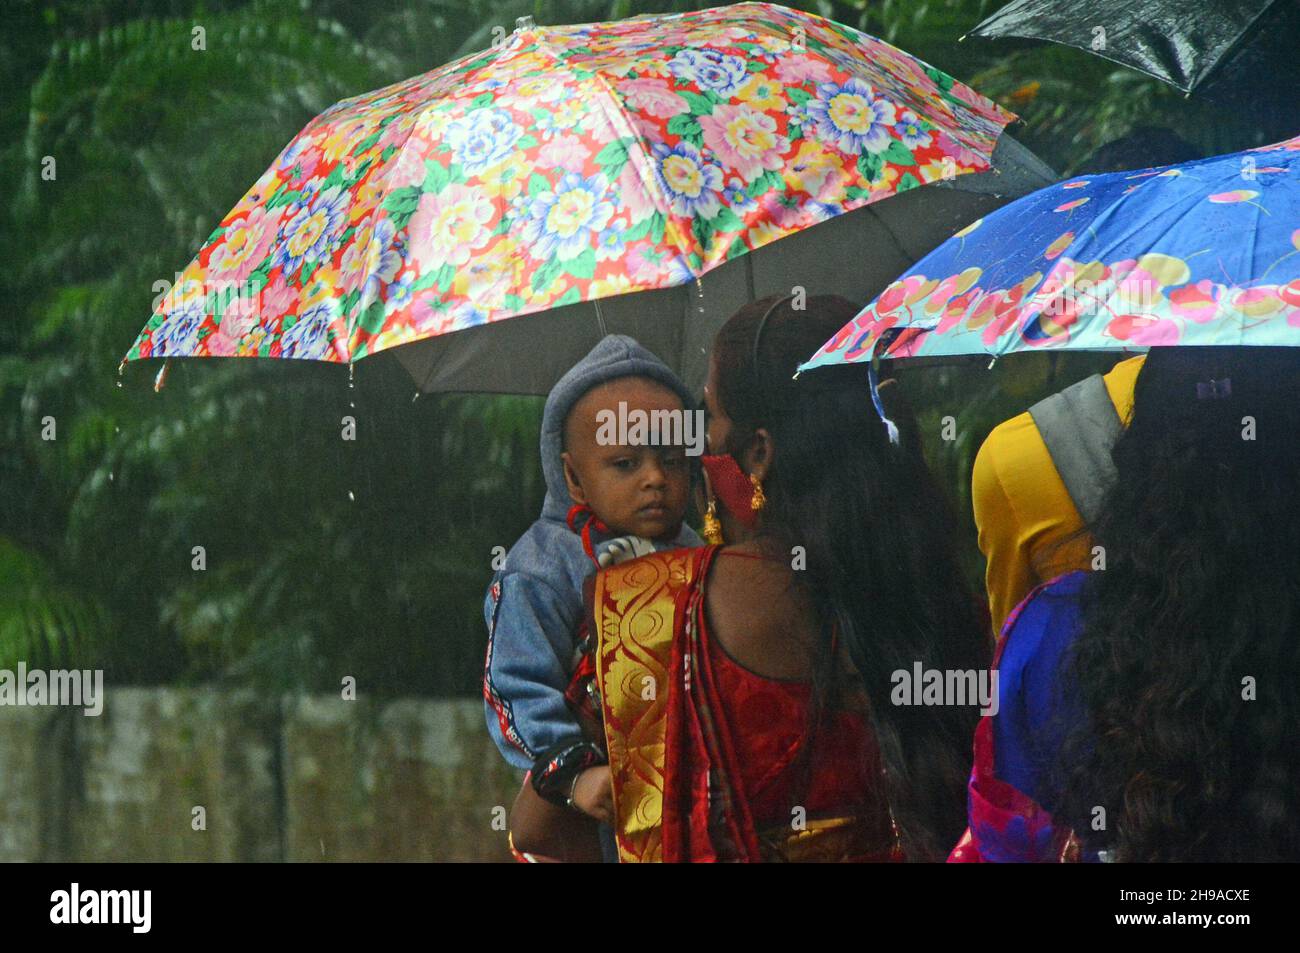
left=0, top=689, right=521, bottom=862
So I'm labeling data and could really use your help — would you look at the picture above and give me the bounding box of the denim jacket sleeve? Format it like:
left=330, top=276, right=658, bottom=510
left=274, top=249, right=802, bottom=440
left=482, top=570, right=586, bottom=771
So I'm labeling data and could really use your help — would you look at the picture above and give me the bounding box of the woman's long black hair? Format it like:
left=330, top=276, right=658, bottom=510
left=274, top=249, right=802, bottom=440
left=1055, top=345, right=1300, bottom=861
left=712, top=293, right=990, bottom=860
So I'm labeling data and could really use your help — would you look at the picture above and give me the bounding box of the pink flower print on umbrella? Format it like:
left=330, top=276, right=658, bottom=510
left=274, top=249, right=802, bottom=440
left=1168, top=279, right=1222, bottom=323
left=208, top=205, right=283, bottom=283
left=699, top=102, right=790, bottom=183
left=620, top=78, right=689, bottom=119
left=409, top=183, right=496, bottom=271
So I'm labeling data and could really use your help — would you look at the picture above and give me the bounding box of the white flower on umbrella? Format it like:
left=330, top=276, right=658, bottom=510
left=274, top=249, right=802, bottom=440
left=894, top=110, right=933, bottom=150
left=521, top=172, right=615, bottom=261
left=153, top=293, right=208, bottom=355
left=805, top=78, right=898, bottom=155
left=667, top=48, right=749, bottom=97
left=279, top=301, right=334, bottom=359
left=595, top=219, right=629, bottom=261
left=409, top=183, right=496, bottom=272
left=443, top=107, right=524, bottom=175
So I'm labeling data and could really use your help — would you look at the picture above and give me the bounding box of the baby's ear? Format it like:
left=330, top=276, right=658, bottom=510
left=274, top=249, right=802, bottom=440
left=561, top=451, right=587, bottom=505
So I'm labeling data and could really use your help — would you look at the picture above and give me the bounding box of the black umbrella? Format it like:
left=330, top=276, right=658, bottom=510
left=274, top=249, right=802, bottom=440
left=967, top=0, right=1297, bottom=94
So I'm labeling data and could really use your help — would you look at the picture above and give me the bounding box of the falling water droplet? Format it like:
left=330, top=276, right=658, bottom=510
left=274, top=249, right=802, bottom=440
left=109, top=471, right=114, bottom=482
left=347, top=490, right=355, bottom=501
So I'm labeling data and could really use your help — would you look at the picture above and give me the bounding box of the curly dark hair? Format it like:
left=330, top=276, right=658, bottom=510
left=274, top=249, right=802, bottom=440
left=712, top=293, right=991, bottom=861
left=1055, top=345, right=1300, bottom=862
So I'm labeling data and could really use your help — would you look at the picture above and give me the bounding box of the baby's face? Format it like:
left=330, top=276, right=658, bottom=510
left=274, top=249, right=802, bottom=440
left=561, top=377, right=691, bottom=541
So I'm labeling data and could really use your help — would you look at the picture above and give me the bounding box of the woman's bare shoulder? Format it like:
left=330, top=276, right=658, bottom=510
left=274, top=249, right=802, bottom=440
left=703, top=547, right=817, bottom=680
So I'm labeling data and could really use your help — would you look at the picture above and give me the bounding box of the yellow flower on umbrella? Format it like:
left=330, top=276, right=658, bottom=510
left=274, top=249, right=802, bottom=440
left=322, top=117, right=372, bottom=165
left=591, top=273, right=639, bottom=298
left=737, top=74, right=786, bottom=112
left=787, top=140, right=841, bottom=198
left=514, top=75, right=565, bottom=101
left=301, top=264, right=342, bottom=310
left=747, top=218, right=785, bottom=250
left=452, top=236, right=523, bottom=302
left=350, top=174, right=387, bottom=223
left=480, top=154, right=529, bottom=201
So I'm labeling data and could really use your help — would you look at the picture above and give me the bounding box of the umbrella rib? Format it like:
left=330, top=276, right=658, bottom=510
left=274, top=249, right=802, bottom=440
left=341, top=44, right=515, bottom=364
left=528, top=30, right=697, bottom=278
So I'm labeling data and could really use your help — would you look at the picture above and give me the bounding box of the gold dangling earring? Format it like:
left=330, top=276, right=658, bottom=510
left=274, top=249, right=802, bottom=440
left=702, top=498, right=724, bottom=545
left=749, top=474, right=766, bottom=512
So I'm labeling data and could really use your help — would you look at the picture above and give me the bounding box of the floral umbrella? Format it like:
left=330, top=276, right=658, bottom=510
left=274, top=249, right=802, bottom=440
left=121, top=2, right=1047, bottom=395
left=799, top=134, right=1300, bottom=373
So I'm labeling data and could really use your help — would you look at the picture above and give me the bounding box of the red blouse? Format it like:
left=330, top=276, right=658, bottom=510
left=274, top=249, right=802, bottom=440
left=701, top=554, right=888, bottom=831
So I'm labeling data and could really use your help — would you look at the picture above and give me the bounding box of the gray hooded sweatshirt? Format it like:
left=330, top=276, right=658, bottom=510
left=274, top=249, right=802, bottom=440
left=482, top=335, right=702, bottom=771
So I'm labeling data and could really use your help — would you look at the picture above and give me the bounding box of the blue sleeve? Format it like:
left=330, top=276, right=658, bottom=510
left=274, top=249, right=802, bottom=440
left=993, top=573, right=1086, bottom=812
left=482, top=571, right=585, bottom=771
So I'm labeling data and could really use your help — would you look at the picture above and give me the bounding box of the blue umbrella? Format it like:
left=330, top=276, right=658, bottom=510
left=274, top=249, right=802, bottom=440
left=799, top=134, right=1300, bottom=374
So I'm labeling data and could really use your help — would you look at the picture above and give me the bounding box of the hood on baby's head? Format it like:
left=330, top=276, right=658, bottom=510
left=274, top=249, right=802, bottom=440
left=539, top=335, right=694, bottom=522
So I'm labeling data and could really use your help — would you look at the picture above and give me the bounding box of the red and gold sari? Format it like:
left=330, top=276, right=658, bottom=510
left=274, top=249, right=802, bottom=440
left=590, top=544, right=901, bottom=863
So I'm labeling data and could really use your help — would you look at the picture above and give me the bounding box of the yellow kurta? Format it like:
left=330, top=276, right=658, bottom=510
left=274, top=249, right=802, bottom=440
left=972, top=355, right=1145, bottom=634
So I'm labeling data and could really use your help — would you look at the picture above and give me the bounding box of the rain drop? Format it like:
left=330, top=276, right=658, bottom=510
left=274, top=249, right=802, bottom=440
left=347, top=490, right=355, bottom=501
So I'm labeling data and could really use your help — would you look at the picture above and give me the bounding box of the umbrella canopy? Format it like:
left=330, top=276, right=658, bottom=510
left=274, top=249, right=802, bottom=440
left=799, top=134, right=1300, bottom=372
left=967, top=0, right=1293, bottom=95
left=121, top=1, right=1054, bottom=395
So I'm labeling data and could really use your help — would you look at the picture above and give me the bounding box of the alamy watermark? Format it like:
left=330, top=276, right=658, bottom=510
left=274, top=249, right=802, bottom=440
left=595, top=401, right=706, bottom=456
left=50, top=884, right=150, bottom=933
left=0, top=664, right=104, bottom=716
left=891, top=663, right=999, bottom=716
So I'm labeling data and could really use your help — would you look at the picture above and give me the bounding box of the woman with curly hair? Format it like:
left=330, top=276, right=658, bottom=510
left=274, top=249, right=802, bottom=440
left=952, top=345, right=1300, bottom=862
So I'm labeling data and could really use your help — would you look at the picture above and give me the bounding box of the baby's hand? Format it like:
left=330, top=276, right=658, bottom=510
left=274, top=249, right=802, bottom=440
left=571, top=765, right=614, bottom=823
left=597, top=535, right=655, bottom=567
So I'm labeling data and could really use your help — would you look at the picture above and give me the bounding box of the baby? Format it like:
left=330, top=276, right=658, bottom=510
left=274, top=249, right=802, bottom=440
left=483, top=335, right=699, bottom=859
